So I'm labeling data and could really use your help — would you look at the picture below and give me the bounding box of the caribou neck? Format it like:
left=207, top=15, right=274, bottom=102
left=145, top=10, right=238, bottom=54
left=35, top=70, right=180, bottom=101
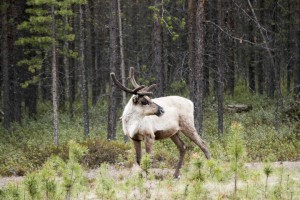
left=122, top=96, right=144, bottom=138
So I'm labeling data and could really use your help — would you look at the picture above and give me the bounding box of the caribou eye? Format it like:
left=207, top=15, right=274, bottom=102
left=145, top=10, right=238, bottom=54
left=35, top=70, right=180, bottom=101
left=141, top=100, right=149, bottom=105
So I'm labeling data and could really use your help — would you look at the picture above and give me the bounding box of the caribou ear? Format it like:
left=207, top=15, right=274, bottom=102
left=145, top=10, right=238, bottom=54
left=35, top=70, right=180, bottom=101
left=132, top=95, right=139, bottom=104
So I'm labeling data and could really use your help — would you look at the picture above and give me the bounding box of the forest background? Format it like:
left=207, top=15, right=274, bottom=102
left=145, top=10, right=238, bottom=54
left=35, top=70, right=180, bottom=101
left=0, top=0, right=299, bottom=196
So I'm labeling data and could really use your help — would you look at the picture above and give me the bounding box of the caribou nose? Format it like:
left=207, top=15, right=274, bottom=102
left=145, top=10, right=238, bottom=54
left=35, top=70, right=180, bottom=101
left=156, top=106, right=164, bottom=116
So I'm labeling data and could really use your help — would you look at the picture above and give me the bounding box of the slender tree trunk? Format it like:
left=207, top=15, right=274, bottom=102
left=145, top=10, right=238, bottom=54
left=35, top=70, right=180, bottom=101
left=58, top=56, right=66, bottom=110
left=79, top=4, right=89, bottom=138
left=51, top=5, right=59, bottom=146
left=107, top=0, right=118, bottom=140
left=152, top=0, right=164, bottom=97
left=194, top=0, right=206, bottom=134
left=248, top=49, right=256, bottom=93
left=294, top=0, right=300, bottom=98
left=188, top=0, right=196, bottom=102
left=248, top=0, right=255, bottom=93
left=41, top=63, right=51, bottom=101
left=217, top=0, right=224, bottom=137
left=91, top=1, right=99, bottom=106
left=63, top=15, right=70, bottom=104
left=227, top=0, right=235, bottom=96
left=11, top=0, right=23, bottom=124
left=2, top=1, right=10, bottom=129
left=117, top=0, right=129, bottom=142
left=69, top=6, right=76, bottom=119
left=25, top=85, right=38, bottom=119
left=118, top=0, right=127, bottom=107
left=257, top=0, right=265, bottom=95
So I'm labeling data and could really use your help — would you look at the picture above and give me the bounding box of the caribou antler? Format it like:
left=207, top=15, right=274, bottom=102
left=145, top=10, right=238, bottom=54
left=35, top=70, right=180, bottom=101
left=110, top=69, right=154, bottom=96
left=128, top=67, right=140, bottom=88
left=128, top=67, right=157, bottom=93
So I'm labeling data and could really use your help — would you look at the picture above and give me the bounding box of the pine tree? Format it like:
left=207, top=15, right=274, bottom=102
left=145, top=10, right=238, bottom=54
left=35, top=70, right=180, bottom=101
left=16, top=0, right=86, bottom=145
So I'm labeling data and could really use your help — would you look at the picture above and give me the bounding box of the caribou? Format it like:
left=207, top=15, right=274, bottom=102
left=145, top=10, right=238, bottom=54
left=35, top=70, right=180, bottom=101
left=110, top=67, right=210, bottom=178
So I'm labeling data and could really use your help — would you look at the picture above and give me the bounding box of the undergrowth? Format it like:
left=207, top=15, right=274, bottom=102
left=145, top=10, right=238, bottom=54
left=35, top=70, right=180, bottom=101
left=0, top=86, right=299, bottom=177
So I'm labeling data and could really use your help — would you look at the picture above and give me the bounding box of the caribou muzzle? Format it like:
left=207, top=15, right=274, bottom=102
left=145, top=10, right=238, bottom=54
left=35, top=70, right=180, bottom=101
left=155, top=104, right=165, bottom=116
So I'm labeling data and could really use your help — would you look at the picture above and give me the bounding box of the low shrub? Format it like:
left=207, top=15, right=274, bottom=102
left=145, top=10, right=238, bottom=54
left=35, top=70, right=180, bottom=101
left=81, top=139, right=130, bottom=168
left=0, top=139, right=130, bottom=176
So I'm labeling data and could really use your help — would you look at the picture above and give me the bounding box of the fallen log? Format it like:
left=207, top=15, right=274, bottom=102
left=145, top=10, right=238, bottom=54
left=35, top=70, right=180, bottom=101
left=225, top=104, right=252, bottom=113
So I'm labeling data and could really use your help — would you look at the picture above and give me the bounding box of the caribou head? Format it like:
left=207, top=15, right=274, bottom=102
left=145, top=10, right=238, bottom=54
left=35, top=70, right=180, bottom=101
left=110, top=67, right=165, bottom=117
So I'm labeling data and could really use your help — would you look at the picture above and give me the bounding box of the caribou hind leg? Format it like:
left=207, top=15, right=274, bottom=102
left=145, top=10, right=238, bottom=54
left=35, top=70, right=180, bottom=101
left=170, top=133, right=187, bottom=178
left=180, top=119, right=211, bottom=159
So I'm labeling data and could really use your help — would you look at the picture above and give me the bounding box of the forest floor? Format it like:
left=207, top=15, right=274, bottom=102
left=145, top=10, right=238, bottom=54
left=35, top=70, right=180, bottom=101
left=0, top=161, right=299, bottom=199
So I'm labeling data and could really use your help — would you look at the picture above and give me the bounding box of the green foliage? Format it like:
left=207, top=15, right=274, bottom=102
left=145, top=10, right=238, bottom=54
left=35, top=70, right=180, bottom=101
left=141, top=154, right=151, bottom=176
left=227, top=122, right=247, bottom=166
left=95, top=163, right=116, bottom=200
left=206, top=158, right=224, bottom=181
left=24, top=173, right=40, bottom=199
left=169, top=80, right=189, bottom=97
left=149, top=1, right=185, bottom=42
left=62, top=141, right=88, bottom=199
left=227, top=122, right=247, bottom=197
left=263, top=162, right=273, bottom=197
left=0, top=183, right=21, bottom=200
left=82, top=139, right=130, bottom=168
left=39, top=156, right=62, bottom=199
left=16, top=0, right=86, bottom=86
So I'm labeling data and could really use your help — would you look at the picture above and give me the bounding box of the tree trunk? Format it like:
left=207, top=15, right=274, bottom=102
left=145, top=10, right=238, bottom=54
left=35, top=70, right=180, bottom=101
left=294, top=0, right=300, bottom=98
left=11, top=0, right=23, bottom=124
left=51, top=5, right=59, bottom=146
left=63, top=15, right=70, bottom=107
left=118, top=0, right=129, bottom=142
left=118, top=0, right=127, bottom=107
left=248, top=0, right=255, bottom=93
left=69, top=46, right=75, bottom=119
left=107, top=0, right=118, bottom=140
left=217, top=0, right=224, bottom=137
left=91, top=1, right=99, bottom=106
left=69, top=6, right=76, bottom=119
left=79, top=4, right=90, bottom=138
left=58, top=56, right=66, bottom=110
left=188, top=0, right=196, bottom=102
left=25, top=85, right=38, bottom=119
left=152, top=0, right=164, bottom=97
left=257, top=0, right=265, bottom=95
left=2, top=1, right=10, bottom=129
left=227, top=0, right=235, bottom=97
left=194, top=0, right=206, bottom=134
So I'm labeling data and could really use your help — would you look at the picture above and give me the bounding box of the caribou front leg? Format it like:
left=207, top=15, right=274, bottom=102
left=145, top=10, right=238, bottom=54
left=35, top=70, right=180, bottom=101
left=144, top=135, right=155, bottom=154
left=132, top=139, right=142, bottom=165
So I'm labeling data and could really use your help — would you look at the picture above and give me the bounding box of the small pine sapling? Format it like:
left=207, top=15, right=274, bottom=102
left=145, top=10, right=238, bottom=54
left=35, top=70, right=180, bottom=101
left=227, top=122, right=247, bottom=198
left=39, top=156, right=64, bottom=200
left=185, top=158, right=206, bottom=200
left=206, top=158, right=223, bottom=181
left=24, top=173, right=40, bottom=200
left=140, top=154, right=153, bottom=199
left=263, top=162, right=273, bottom=198
left=62, top=140, right=88, bottom=200
left=141, top=154, right=151, bottom=178
left=2, top=183, right=21, bottom=200
left=95, top=163, right=116, bottom=200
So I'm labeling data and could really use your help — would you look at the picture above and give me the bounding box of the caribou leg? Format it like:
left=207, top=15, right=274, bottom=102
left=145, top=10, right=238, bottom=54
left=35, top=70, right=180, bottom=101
left=171, top=133, right=187, bottom=178
left=144, top=135, right=155, bottom=154
left=181, top=120, right=211, bottom=159
left=132, top=139, right=142, bottom=165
